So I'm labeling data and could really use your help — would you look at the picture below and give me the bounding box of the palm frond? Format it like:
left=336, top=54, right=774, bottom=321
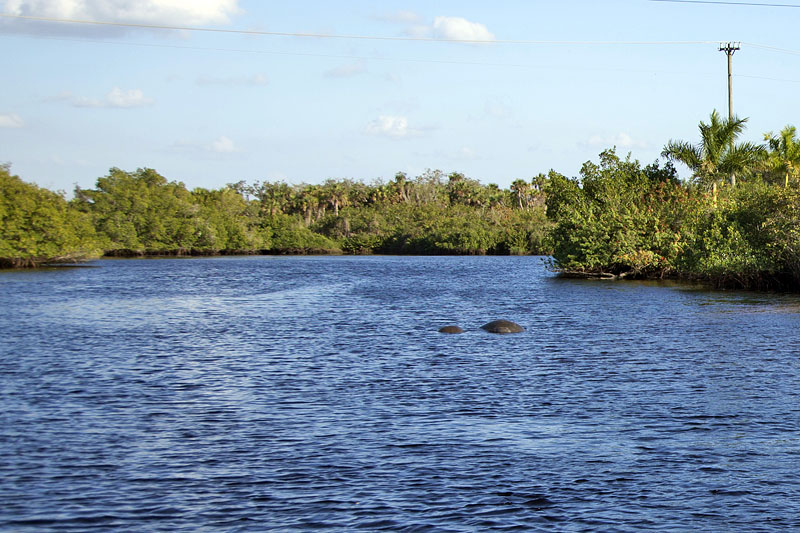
left=661, top=141, right=702, bottom=169
left=719, top=142, right=767, bottom=177
left=717, top=113, right=748, bottom=145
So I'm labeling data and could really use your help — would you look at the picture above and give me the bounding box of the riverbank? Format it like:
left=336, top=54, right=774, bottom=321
left=7, top=151, right=800, bottom=292
left=544, top=150, right=800, bottom=293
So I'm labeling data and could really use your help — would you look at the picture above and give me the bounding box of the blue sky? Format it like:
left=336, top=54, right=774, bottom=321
left=2, top=0, right=800, bottom=193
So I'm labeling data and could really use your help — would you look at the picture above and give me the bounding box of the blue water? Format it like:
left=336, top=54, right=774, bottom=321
left=2, top=255, right=800, bottom=531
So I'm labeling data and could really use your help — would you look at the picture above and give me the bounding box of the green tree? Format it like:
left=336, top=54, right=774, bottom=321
left=77, top=167, right=202, bottom=251
left=268, top=213, right=340, bottom=253
left=764, top=125, right=800, bottom=188
left=321, top=179, right=349, bottom=216
left=411, top=169, right=446, bottom=206
left=251, top=180, right=293, bottom=217
left=661, top=110, right=764, bottom=188
left=347, top=180, right=371, bottom=208
left=390, top=172, right=413, bottom=204
left=0, top=165, right=102, bottom=267
left=482, top=183, right=507, bottom=211
left=447, top=172, right=483, bottom=207
left=510, top=179, right=531, bottom=209
left=291, top=184, right=319, bottom=225
left=545, top=149, right=688, bottom=277
left=191, top=186, right=270, bottom=251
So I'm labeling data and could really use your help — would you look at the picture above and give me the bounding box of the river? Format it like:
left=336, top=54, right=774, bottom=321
left=1, top=255, right=799, bottom=531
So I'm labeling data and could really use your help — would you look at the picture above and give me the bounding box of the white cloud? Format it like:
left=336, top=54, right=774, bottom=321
left=432, top=16, right=494, bottom=42
left=106, top=87, right=153, bottom=107
left=377, top=12, right=494, bottom=43
left=210, top=136, right=238, bottom=153
left=196, top=73, right=268, bottom=86
left=366, top=115, right=420, bottom=139
left=2, top=0, right=241, bottom=35
left=324, top=61, right=366, bottom=78
left=586, top=132, right=648, bottom=149
left=0, top=113, right=24, bottom=128
left=72, top=87, right=154, bottom=108
left=3, top=0, right=240, bottom=24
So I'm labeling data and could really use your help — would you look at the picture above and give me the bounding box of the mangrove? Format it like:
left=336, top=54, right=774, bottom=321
left=5, top=110, right=800, bottom=292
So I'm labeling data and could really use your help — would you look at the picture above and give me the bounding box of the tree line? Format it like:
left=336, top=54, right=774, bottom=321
left=0, top=164, right=549, bottom=268
left=545, top=111, right=800, bottom=290
left=5, top=110, right=800, bottom=291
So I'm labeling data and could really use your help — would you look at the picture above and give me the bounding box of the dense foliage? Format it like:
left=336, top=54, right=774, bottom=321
left=545, top=150, right=690, bottom=278
left=661, top=111, right=765, bottom=188
left=8, top=109, right=800, bottom=291
left=73, top=168, right=274, bottom=254
left=0, top=165, right=102, bottom=267
left=545, top=148, right=800, bottom=290
left=0, top=164, right=549, bottom=266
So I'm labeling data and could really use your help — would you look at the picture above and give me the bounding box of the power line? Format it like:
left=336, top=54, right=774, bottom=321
left=0, top=13, right=717, bottom=46
left=5, top=16, right=800, bottom=57
left=738, top=73, right=800, bottom=82
left=0, top=33, right=719, bottom=76
left=4, top=13, right=800, bottom=82
left=651, top=0, right=800, bottom=7
left=743, top=41, right=800, bottom=55
left=7, top=32, right=800, bottom=84
left=8, top=13, right=800, bottom=54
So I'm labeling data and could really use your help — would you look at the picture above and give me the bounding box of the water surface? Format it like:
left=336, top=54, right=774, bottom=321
left=2, top=256, right=799, bottom=531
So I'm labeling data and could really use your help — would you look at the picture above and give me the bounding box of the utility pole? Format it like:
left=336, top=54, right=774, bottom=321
left=719, top=42, right=740, bottom=119
left=719, top=42, right=741, bottom=187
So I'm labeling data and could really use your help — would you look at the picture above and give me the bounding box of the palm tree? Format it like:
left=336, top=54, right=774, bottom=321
left=764, top=125, right=800, bottom=188
left=510, top=179, right=530, bottom=209
left=293, top=184, right=318, bottom=225
left=484, top=183, right=506, bottom=210
left=253, top=180, right=292, bottom=217
left=661, top=110, right=764, bottom=188
left=391, top=172, right=412, bottom=204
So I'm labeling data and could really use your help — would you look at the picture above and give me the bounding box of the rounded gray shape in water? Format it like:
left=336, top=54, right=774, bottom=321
left=480, top=320, right=524, bottom=334
left=438, top=325, right=464, bottom=334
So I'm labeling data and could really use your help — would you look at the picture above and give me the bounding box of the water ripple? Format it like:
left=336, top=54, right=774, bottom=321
left=2, top=256, right=800, bottom=531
